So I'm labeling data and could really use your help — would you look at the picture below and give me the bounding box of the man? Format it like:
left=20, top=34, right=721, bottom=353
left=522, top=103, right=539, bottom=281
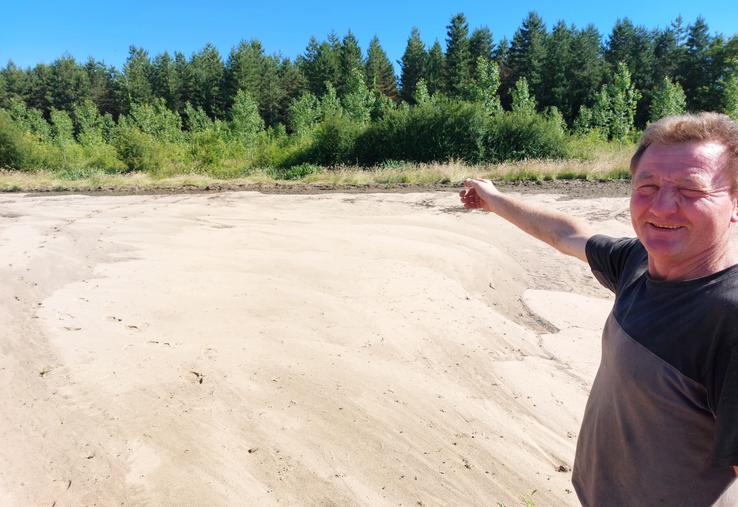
left=459, top=112, right=738, bottom=506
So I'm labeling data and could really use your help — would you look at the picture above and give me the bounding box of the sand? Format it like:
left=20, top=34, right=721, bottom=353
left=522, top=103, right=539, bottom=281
left=0, top=190, right=634, bottom=506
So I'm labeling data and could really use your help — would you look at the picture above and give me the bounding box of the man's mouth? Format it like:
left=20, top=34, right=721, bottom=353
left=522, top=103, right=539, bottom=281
left=648, top=222, right=684, bottom=230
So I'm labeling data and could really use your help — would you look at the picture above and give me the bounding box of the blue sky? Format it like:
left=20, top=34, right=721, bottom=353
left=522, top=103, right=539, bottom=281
left=2, top=0, right=737, bottom=71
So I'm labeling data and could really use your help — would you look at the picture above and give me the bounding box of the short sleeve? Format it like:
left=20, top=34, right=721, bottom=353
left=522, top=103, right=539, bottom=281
left=585, top=235, right=641, bottom=293
left=713, top=347, right=738, bottom=467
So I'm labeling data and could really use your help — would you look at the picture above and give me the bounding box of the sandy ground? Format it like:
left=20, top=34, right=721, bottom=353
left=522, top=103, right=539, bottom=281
left=0, top=190, right=634, bottom=506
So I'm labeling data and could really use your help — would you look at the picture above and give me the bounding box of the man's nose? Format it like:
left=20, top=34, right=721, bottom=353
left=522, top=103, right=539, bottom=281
left=650, top=186, right=679, bottom=215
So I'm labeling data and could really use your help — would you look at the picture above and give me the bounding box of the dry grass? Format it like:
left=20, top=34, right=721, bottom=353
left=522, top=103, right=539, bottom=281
left=0, top=146, right=633, bottom=193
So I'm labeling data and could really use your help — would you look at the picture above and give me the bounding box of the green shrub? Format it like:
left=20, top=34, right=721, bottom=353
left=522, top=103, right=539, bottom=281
left=485, top=112, right=569, bottom=162
left=308, top=116, right=364, bottom=166
left=355, top=98, right=487, bottom=165
left=0, top=110, right=27, bottom=169
left=114, top=127, right=163, bottom=172
left=190, top=128, right=228, bottom=168
left=272, top=163, right=322, bottom=180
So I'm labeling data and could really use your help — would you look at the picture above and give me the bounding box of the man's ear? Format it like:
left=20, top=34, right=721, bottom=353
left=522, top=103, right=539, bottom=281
left=732, top=192, right=738, bottom=223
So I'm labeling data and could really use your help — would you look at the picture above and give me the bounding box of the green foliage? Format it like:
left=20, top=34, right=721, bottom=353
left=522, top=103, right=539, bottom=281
left=288, top=93, right=321, bottom=136
left=6, top=12, right=738, bottom=181
left=471, top=58, right=502, bottom=115
left=649, top=77, right=686, bottom=121
left=74, top=99, right=104, bottom=145
left=355, top=98, right=488, bottom=165
left=229, top=89, right=264, bottom=144
left=114, top=127, right=163, bottom=172
left=722, top=73, right=738, bottom=120
left=190, top=128, right=228, bottom=167
left=400, top=28, right=427, bottom=102
left=0, top=109, right=29, bottom=169
left=338, top=31, right=364, bottom=97
left=272, top=163, right=322, bottom=180
left=444, top=13, right=472, bottom=98
left=426, top=41, right=445, bottom=95
left=508, top=12, right=548, bottom=104
left=365, top=36, right=398, bottom=100
left=121, top=99, right=183, bottom=142
left=308, top=115, right=363, bottom=166
left=50, top=109, right=75, bottom=143
left=577, top=62, right=641, bottom=140
left=319, top=83, right=343, bottom=119
left=510, top=78, right=537, bottom=115
left=183, top=102, right=213, bottom=133
left=341, top=68, right=372, bottom=125
left=6, top=97, right=51, bottom=141
left=486, top=110, right=569, bottom=161
left=413, top=79, right=431, bottom=105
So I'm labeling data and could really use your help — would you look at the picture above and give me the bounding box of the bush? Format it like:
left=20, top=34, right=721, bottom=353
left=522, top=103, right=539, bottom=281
left=189, top=129, right=228, bottom=168
left=114, top=127, right=163, bottom=172
left=0, top=110, right=27, bottom=169
left=271, top=163, right=322, bottom=180
left=355, top=99, right=487, bottom=165
left=307, top=116, right=364, bottom=166
left=485, top=112, right=569, bottom=162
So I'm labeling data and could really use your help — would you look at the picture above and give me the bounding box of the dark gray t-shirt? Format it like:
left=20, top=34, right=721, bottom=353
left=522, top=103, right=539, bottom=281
left=573, top=234, right=738, bottom=506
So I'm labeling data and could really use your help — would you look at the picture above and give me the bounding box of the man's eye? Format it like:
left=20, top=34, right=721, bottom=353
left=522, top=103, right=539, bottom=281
left=638, top=185, right=657, bottom=194
left=680, top=188, right=705, bottom=198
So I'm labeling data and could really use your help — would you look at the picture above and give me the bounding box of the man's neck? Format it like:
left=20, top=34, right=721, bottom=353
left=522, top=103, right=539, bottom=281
left=648, top=248, right=738, bottom=281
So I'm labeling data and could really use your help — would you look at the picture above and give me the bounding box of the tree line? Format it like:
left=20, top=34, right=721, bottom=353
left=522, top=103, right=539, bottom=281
left=0, top=12, right=737, bottom=174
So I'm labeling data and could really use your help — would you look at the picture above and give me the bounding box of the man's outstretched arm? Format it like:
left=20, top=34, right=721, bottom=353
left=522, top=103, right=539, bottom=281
left=460, top=178, right=593, bottom=262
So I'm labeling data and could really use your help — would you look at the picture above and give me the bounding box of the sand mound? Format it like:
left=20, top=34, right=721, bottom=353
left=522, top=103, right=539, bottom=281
left=0, top=190, right=633, bottom=506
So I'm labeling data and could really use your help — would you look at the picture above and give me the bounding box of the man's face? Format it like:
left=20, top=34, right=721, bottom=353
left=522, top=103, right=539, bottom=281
left=630, top=141, right=738, bottom=278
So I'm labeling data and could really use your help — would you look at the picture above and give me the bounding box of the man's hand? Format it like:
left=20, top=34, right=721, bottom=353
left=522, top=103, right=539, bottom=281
left=459, top=178, right=500, bottom=212
left=458, top=177, right=592, bottom=262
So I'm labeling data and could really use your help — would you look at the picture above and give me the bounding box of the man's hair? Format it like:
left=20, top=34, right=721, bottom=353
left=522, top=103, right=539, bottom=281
left=630, top=113, right=738, bottom=190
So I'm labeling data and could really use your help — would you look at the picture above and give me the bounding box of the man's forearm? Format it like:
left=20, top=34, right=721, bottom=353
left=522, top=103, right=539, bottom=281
left=486, top=191, right=592, bottom=262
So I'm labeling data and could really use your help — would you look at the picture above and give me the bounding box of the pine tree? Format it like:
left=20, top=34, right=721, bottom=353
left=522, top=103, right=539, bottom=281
left=444, top=13, right=471, bottom=98
left=469, top=27, right=494, bottom=79
left=151, top=52, right=181, bottom=111
left=426, top=40, right=445, bottom=95
left=649, top=77, right=686, bottom=121
left=338, top=31, right=364, bottom=96
left=653, top=19, right=685, bottom=86
left=299, top=34, right=341, bottom=96
left=494, top=37, right=512, bottom=108
left=365, top=36, right=398, bottom=100
left=681, top=17, right=712, bottom=111
left=257, top=56, right=284, bottom=127
left=604, top=18, right=655, bottom=126
left=542, top=21, right=574, bottom=117
left=568, top=25, right=605, bottom=124
left=173, top=52, right=196, bottom=113
left=84, top=59, right=119, bottom=117
left=0, top=73, right=7, bottom=109
left=189, top=43, right=225, bottom=118
left=223, top=40, right=267, bottom=110
left=122, top=46, right=154, bottom=111
left=508, top=11, right=548, bottom=104
left=400, top=28, right=426, bottom=102
left=0, top=62, right=29, bottom=106
left=276, top=58, right=307, bottom=127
